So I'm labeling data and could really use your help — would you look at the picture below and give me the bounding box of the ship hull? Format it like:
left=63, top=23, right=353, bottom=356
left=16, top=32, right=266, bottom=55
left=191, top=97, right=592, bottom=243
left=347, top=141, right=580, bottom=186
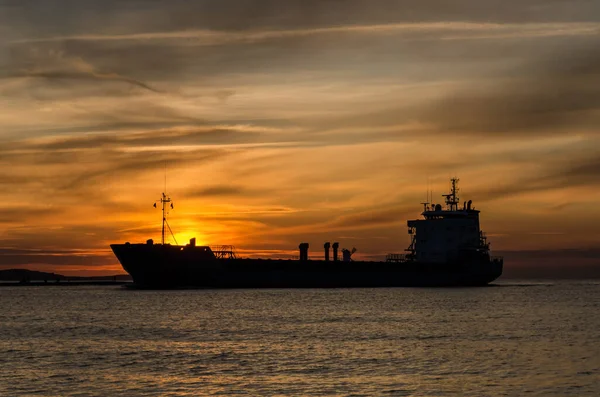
left=111, top=244, right=503, bottom=289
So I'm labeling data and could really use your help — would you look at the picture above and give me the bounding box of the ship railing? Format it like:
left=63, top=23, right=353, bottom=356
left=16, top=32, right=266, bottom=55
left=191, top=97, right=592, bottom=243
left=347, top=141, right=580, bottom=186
left=211, top=245, right=238, bottom=260
left=386, top=253, right=408, bottom=263
left=490, top=256, right=503, bottom=263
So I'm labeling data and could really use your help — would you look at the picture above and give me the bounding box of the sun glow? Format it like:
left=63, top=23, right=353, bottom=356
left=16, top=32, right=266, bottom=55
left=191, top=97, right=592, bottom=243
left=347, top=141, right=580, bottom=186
left=173, top=231, right=208, bottom=247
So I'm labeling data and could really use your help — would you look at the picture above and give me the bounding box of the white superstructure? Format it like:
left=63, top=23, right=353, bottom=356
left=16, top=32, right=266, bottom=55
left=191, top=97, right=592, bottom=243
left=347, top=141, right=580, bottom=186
left=403, top=178, right=490, bottom=264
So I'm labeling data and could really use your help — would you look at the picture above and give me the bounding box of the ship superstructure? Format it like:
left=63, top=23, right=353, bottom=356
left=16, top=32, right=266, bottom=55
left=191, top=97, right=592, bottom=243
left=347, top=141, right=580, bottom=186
left=403, top=178, right=493, bottom=265
left=111, top=178, right=503, bottom=288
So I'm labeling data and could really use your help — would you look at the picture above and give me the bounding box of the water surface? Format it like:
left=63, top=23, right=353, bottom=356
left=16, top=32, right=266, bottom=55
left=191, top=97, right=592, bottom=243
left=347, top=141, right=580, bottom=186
left=1, top=281, right=598, bottom=396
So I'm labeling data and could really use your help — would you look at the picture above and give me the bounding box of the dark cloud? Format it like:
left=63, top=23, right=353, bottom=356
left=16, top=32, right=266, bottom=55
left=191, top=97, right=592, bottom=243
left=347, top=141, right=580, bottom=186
left=0, top=247, right=114, bottom=267
left=500, top=247, right=600, bottom=261
left=328, top=205, right=411, bottom=229
left=49, top=40, right=304, bottom=82
left=0, top=222, right=143, bottom=253
left=472, top=154, right=600, bottom=202
left=9, top=70, right=161, bottom=93
left=498, top=248, right=600, bottom=278
left=0, top=207, right=57, bottom=223
left=184, top=184, right=284, bottom=201
left=3, top=1, right=599, bottom=38
left=420, top=44, right=600, bottom=134
left=58, top=149, right=227, bottom=191
left=1, top=123, right=317, bottom=167
left=0, top=248, right=86, bottom=255
left=4, top=1, right=599, bottom=86
left=8, top=24, right=596, bottom=87
left=1, top=45, right=163, bottom=95
left=0, top=135, right=234, bottom=203
left=0, top=93, right=207, bottom=137
left=0, top=174, right=27, bottom=185
left=37, top=126, right=261, bottom=151
left=320, top=37, right=600, bottom=137
left=186, top=185, right=247, bottom=198
left=240, top=202, right=414, bottom=237
left=561, top=156, right=600, bottom=181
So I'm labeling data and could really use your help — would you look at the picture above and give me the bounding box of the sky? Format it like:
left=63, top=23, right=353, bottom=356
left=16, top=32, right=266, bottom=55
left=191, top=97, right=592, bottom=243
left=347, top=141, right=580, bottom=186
left=1, top=0, right=599, bottom=276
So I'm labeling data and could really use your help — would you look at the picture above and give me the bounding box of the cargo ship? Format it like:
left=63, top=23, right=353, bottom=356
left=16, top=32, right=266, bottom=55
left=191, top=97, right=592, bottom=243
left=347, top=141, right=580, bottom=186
left=111, top=178, right=503, bottom=288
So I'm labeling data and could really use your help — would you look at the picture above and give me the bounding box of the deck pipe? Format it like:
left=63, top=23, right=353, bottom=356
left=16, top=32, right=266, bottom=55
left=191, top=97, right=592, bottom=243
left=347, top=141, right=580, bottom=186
left=299, top=242, right=309, bottom=261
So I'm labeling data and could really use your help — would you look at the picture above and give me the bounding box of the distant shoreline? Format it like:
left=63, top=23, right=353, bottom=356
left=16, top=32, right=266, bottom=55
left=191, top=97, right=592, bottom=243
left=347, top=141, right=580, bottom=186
left=0, top=269, right=132, bottom=285
left=0, top=280, right=132, bottom=287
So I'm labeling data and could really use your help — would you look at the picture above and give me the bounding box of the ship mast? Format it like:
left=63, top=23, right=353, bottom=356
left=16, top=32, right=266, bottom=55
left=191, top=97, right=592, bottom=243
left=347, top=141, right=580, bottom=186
left=154, top=193, right=176, bottom=245
left=153, top=162, right=178, bottom=245
left=154, top=192, right=178, bottom=245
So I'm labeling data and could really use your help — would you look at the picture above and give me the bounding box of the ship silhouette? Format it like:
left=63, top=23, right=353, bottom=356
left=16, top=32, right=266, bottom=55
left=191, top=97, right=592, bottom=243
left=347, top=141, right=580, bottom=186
left=111, top=178, right=503, bottom=288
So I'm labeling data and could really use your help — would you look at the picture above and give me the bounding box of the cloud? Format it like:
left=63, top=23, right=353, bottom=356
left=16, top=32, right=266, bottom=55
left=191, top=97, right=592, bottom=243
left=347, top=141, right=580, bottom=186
left=15, top=70, right=161, bottom=93
left=326, top=205, right=412, bottom=230
left=14, top=22, right=600, bottom=45
left=0, top=207, right=57, bottom=223
left=500, top=247, right=600, bottom=261
left=6, top=1, right=599, bottom=86
left=0, top=247, right=114, bottom=267
left=561, top=156, right=600, bottom=182
left=186, top=185, right=254, bottom=198
left=418, top=46, right=600, bottom=134
left=0, top=123, right=306, bottom=166
left=4, top=1, right=600, bottom=37
left=2, top=49, right=162, bottom=94
left=30, top=125, right=265, bottom=151
left=58, top=151, right=224, bottom=191
left=472, top=154, right=600, bottom=201
left=314, top=36, right=600, bottom=138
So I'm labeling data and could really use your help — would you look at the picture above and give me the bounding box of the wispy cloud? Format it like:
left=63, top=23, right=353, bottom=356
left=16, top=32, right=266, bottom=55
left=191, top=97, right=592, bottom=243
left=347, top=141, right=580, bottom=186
left=2, top=50, right=162, bottom=92
left=13, top=22, right=600, bottom=45
left=315, top=38, right=600, bottom=137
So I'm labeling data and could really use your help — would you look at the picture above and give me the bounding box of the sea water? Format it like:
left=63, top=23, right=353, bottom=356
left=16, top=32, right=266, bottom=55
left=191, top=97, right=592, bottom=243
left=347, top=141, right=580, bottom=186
left=1, top=281, right=599, bottom=396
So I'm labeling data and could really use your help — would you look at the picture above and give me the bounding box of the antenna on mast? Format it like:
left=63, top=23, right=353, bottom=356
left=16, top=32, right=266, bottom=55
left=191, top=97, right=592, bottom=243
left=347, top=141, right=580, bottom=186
left=428, top=177, right=432, bottom=207
left=427, top=177, right=430, bottom=207
left=421, top=177, right=430, bottom=212
left=430, top=186, right=434, bottom=207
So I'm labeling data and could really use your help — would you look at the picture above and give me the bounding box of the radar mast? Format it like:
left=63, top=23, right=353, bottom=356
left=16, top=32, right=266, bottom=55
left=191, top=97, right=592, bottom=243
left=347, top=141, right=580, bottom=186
left=442, top=177, right=460, bottom=211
